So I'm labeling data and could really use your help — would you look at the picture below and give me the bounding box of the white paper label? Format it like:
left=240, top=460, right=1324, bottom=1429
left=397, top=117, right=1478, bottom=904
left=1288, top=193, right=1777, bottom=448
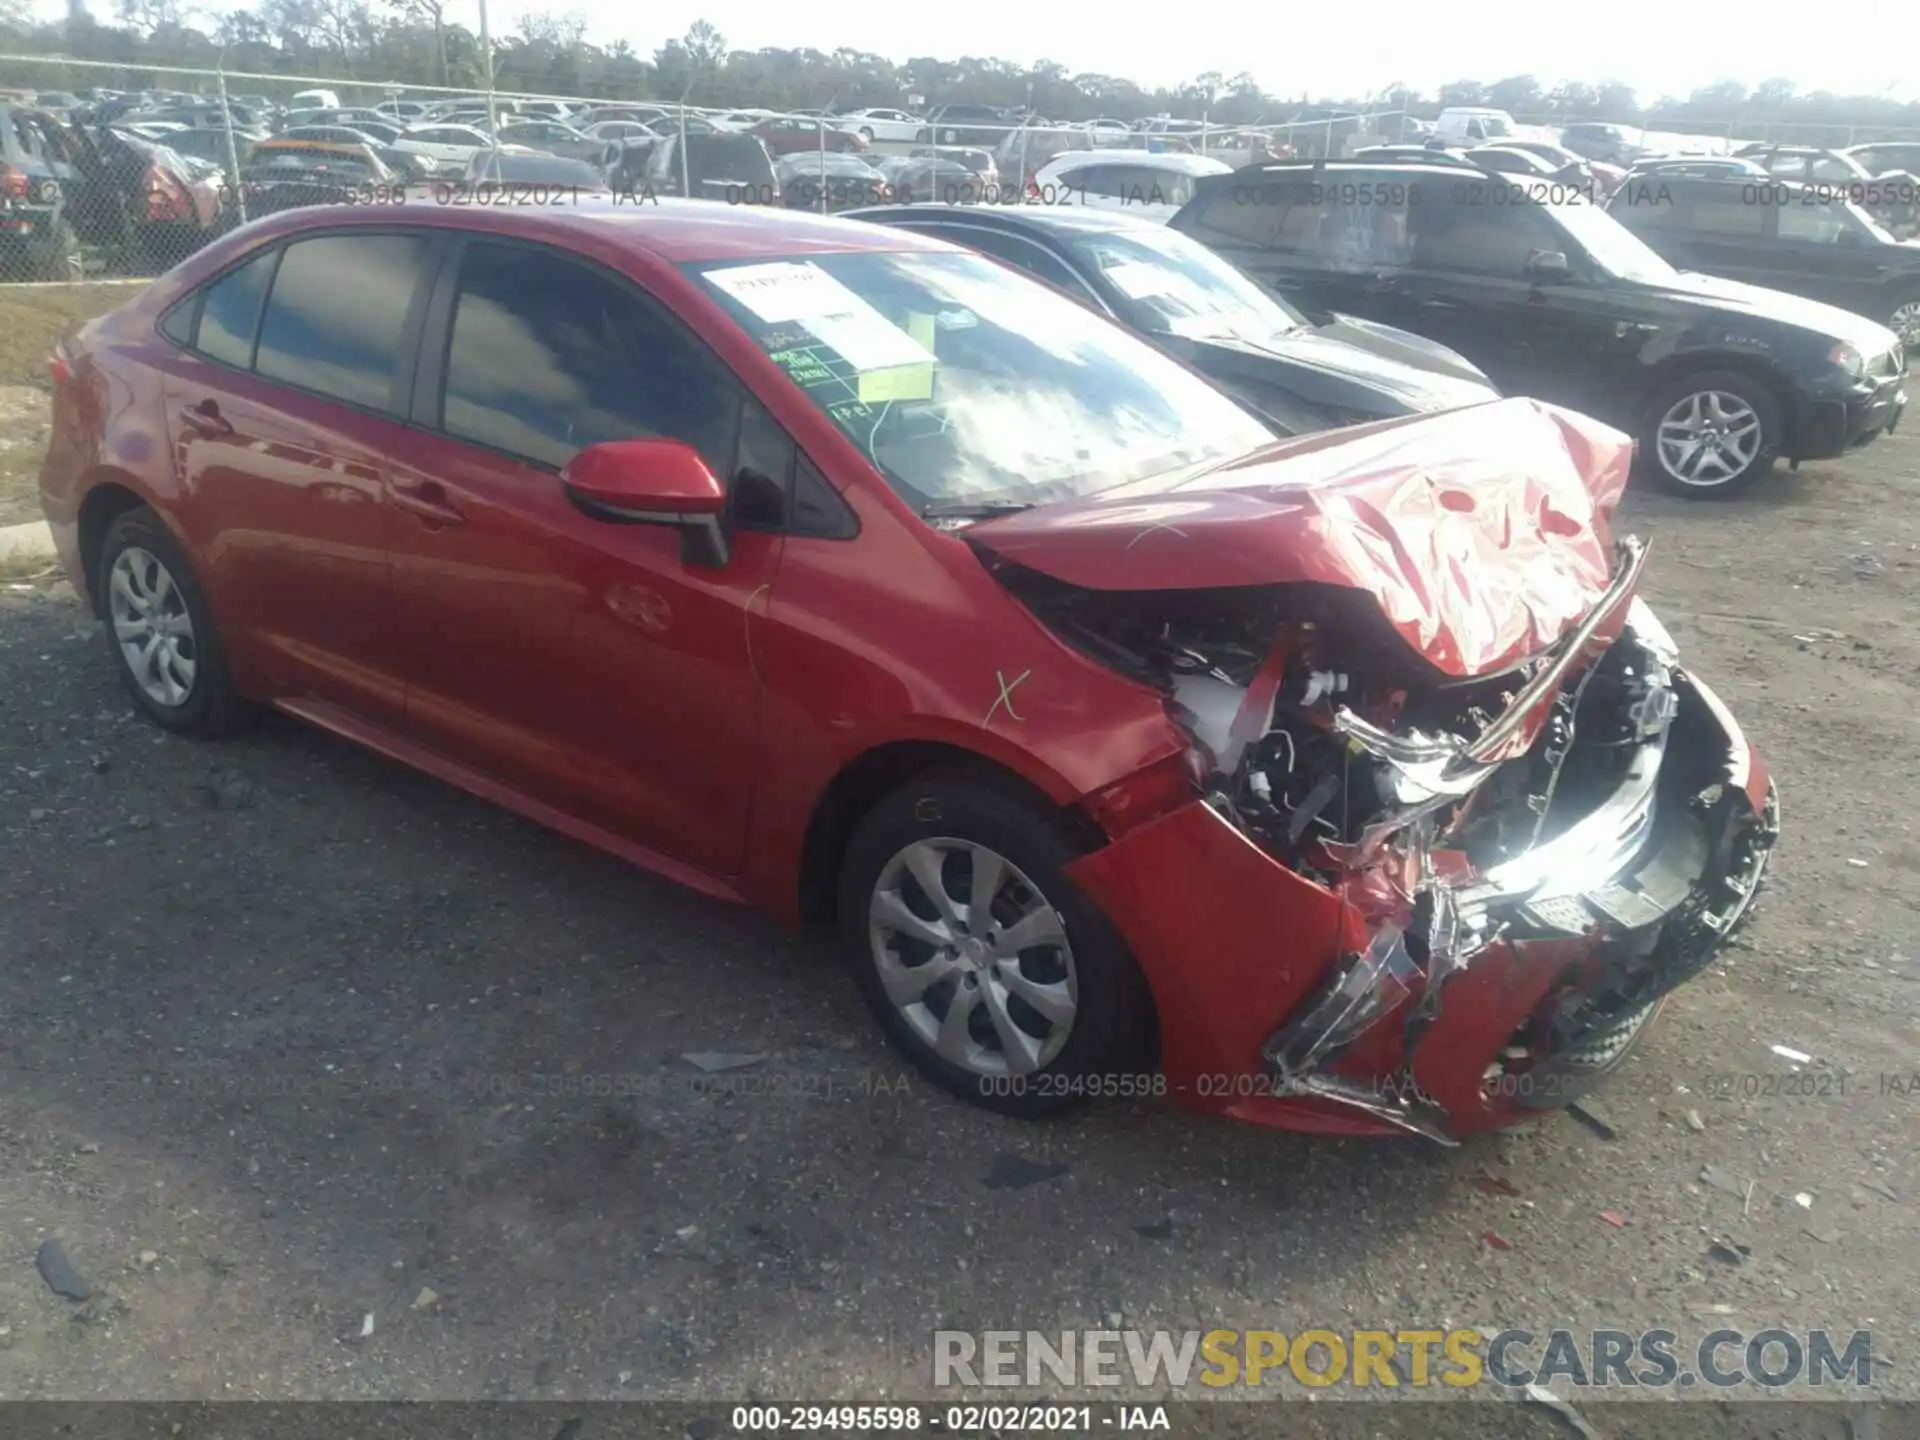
left=707, top=260, right=936, bottom=372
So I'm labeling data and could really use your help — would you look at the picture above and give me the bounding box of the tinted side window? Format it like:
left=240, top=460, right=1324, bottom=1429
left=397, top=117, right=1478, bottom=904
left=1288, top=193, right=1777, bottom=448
left=1410, top=193, right=1557, bottom=275
left=439, top=240, right=738, bottom=472
left=1184, top=180, right=1281, bottom=245
left=1778, top=201, right=1851, bottom=244
left=196, top=248, right=278, bottom=367
left=1684, top=185, right=1764, bottom=237
left=254, top=233, right=430, bottom=412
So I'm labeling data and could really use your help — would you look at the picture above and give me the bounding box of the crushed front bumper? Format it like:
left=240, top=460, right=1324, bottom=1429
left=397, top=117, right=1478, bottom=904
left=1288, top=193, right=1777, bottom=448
left=1066, top=623, right=1777, bottom=1145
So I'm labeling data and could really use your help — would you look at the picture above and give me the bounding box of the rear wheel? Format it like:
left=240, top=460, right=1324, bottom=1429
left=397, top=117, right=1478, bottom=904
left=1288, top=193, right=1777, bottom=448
left=97, top=507, right=251, bottom=736
left=1641, top=369, right=1781, bottom=498
left=837, top=771, right=1154, bottom=1117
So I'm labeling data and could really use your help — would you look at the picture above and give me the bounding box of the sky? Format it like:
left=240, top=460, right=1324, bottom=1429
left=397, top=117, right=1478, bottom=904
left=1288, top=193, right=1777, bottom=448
left=522, top=0, right=1919, bottom=104
left=23, top=0, right=1917, bottom=103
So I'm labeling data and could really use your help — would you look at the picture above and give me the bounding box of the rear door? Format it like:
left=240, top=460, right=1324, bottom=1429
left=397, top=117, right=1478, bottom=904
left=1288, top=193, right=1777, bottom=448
left=161, top=229, right=439, bottom=725
left=383, top=236, right=790, bottom=874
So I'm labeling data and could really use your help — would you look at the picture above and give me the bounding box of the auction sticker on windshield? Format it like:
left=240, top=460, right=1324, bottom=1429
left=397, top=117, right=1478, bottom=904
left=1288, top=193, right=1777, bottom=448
left=706, top=261, right=936, bottom=372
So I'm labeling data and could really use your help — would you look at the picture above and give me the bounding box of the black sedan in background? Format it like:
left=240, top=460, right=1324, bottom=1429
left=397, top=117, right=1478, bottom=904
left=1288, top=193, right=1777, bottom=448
left=775, top=151, right=887, bottom=210
left=842, top=203, right=1500, bottom=436
left=1170, top=160, right=1908, bottom=495
left=1609, top=176, right=1920, bottom=349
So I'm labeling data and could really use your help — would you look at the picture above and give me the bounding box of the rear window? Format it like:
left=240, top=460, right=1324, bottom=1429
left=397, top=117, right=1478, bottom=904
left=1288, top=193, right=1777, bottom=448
left=681, top=134, right=775, bottom=182
left=196, top=249, right=278, bottom=367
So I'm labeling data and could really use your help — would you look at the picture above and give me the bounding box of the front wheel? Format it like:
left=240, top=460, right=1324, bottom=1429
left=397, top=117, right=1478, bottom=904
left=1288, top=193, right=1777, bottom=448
left=1641, top=369, right=1781, bottom=498
left=1887, top=293, right=1920, bottom=350
left=837, top=772, right=1155, bottom=1117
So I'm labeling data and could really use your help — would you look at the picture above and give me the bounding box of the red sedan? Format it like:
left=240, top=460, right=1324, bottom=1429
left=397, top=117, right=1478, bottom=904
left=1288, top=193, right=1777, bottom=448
left=748, top=115, right=866, bottom=156
left=38, top=201, right=1777, bottom=1144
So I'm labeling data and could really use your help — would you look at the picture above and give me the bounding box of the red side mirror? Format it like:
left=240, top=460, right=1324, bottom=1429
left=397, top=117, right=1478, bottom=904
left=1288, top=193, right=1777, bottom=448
left=561, top=438, right=725, bottom=516
left=560, top=439, right=731, bottom=566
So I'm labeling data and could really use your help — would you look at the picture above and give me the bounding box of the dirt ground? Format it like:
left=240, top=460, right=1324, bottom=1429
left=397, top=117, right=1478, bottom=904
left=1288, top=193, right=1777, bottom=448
left=0, top=342, right=1917, bottom=1430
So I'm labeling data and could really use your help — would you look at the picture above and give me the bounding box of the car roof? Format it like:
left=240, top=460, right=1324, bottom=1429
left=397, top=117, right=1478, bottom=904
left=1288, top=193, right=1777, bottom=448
left=844, top=202, right=1168, bottom=239
left=220, top=195, right=955, bottom=263
left=1039, top=148, right=1229, bottom=174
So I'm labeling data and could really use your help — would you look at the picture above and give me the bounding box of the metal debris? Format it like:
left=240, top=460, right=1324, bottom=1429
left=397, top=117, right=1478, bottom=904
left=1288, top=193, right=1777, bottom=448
left=359, top=1312, right=375, bottom=1338
left=983, top=1153, right=1069, bottom=1190
left=35, top=1239, right=90, bottom=1301
left=1598, top=1211, right=1627, bottom=1228
left=1701, top=1164, right=1751, bottom=1198
left=412, top=1286, right=439, bottom=1310
left=1482, top=1229, right=1513, bottom=1251
left=1685, top=1109, right=1706, bottom=1132
left=1770, top=1043, right=1814, bottom=1065
left=1567, top=1100, right=1618, bottom=1140
left=1473, top=1171, right=1521, bottom=1197
left=1708, top=1236, right=1753, bottom=1266
left=681, top=1052, right=767, bottom=1072
left=1520, top=1382, right=1604, bottom=1440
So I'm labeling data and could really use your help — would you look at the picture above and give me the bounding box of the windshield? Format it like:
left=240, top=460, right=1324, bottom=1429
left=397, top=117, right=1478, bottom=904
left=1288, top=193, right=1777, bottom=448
left=1547, top=194, right=1679, bottom=284
left=689, top=250, right=1272, bottom=513
left=1066, top=225, right=1307, bottom=346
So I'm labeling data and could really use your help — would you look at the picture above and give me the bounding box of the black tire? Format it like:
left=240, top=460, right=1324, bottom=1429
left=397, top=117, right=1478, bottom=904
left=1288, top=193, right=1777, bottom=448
left=1639, top=368, right=1782, bottom=499
left=96, top=507, right=252, bottom=737
left=33, top=215, right=83, bottom=282
left=836, top=770, right=1155, bottom=1117
left=858, top=126, right=874, bottom=144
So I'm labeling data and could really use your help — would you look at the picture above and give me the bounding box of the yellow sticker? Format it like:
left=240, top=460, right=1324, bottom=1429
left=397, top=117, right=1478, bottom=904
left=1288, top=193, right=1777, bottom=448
left=858, top=363, right=935, bottom=403
left=906, top=312, right=937, bottom=353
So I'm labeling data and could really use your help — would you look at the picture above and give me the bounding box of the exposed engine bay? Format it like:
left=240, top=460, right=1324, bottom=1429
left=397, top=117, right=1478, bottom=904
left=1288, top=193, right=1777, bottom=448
left=988, top=538, right=1778, bottom=1141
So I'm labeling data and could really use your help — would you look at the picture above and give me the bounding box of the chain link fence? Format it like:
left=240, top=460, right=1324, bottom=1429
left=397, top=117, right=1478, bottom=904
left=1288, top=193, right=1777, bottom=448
left=22, top=50, right=1911, bottom=288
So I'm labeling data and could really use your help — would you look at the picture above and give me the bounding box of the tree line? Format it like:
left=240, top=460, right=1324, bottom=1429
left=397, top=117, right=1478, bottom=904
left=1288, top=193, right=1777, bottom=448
left=4, top=2, right=1916, bottom=138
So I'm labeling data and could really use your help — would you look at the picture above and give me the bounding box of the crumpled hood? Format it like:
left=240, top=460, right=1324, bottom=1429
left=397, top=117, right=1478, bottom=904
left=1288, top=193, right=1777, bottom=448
left=968, top=397, right=1633, bottom=677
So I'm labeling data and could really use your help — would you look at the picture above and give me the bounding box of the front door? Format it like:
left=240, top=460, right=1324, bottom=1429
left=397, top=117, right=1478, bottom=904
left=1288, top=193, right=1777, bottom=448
left=386, top=236, right=787, bottom=876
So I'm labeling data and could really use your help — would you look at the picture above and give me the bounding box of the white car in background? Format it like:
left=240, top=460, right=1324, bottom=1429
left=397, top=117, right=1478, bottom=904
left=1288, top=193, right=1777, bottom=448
left=1029, top=149, right=1232, bottom=223
left=392, top=122, right=494, bottom=174
left=712, top=109, right=777, bottom=132
left=836, top=108, right=921, bottom=144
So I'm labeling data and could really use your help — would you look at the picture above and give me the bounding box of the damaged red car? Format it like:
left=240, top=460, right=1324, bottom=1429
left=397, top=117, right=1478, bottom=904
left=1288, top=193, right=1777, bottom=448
left=40, top=203, right=1779, bottom=1144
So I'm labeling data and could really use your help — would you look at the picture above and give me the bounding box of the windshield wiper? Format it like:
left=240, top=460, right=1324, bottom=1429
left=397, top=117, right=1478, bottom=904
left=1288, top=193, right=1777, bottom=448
left=921, top=499, right=1038, bottom=520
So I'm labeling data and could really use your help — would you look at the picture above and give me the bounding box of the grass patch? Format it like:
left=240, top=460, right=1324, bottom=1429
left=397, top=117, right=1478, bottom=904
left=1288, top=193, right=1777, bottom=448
left=0, top=281, right=145, bottom=389
left=0, top=281, right=139, bottom=528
